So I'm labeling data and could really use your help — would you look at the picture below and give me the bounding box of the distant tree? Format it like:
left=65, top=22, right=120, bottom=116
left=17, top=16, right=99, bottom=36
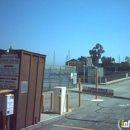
left=101, top=56, right=115, bottom=67
left=89, top=43, right=105, bottom=65
left=125, top=56, right=130, bottom=63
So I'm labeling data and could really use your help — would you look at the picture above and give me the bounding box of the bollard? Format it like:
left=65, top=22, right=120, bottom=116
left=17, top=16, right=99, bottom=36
left=78, top=78, right=81, bottom=107
left=50, top=92, right=54, bottom=111
left=58, top=95, right=61, bottom=115
left=41, top=94, right=44, bottom=113
left=66, top=94, right=69, bottom=112
left=105, top=77, right=107, bottom=83
left=95, top=69, right=98, bottom=99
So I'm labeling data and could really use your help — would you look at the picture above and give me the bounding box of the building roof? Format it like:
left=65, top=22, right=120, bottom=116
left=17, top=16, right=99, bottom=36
left=80, top=56, right=91, bottom=58
left=66, top=59, right=79, bottom=62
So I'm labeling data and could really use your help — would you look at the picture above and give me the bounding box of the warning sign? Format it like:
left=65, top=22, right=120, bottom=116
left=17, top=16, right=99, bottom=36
left=0, top=54, right=20, bottom=89
left=82, top=87, right=114, bottom=97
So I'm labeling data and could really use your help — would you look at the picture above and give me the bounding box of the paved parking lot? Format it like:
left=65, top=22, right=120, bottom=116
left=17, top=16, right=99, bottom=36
left=38, top=80, right=130, bottom=130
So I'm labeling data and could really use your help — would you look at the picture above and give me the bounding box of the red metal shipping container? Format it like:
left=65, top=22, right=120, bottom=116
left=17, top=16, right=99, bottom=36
left=0, top=49, right=46, bottom=130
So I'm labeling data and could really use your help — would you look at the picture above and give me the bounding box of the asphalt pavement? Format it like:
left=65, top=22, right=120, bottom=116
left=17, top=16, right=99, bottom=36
left=22, top=78, right=130, bottom=130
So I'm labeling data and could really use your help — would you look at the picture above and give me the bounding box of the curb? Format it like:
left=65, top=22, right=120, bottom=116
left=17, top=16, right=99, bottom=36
left=20, top=110, right=72, bottom=130
left=99, top=77, right=130, bottom=85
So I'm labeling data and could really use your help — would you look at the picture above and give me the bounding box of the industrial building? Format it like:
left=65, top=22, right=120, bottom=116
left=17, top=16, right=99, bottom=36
left=78, top=56, right=93, bottom=66
left=65, top=56, right=93, bottom=67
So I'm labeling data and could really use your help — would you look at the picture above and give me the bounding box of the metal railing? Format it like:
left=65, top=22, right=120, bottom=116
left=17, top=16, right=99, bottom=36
left=76, top=72, right=130, bottom=84
left=104, top=72, right=130, bottom=82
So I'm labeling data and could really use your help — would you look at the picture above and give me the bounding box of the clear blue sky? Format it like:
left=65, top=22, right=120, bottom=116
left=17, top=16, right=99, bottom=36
left=0, top=0, right=130, bottom=65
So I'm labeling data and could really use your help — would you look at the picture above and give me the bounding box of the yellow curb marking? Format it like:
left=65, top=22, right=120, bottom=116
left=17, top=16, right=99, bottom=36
left=53, top=124, right=94, bottom=130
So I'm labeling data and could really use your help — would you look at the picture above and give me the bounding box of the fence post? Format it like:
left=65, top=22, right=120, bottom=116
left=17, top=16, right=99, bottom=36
left=49, top=66, right=52, bottom=88
left=105, top=77, right=107, bottom=83
left=58, top=95, right=61, bottom=115
left=84, top=64, right=85, bottom=83
left=68, top=73, right=70, bottom=88
left=95, top=68, right=98, bottom=99
left=41, top=94, right=44, bottom=113
left=66, top=94, right=69, bottom=112
left=50, top=92, right=54, bottom=111
left=78, top=78, right=81, bottom=107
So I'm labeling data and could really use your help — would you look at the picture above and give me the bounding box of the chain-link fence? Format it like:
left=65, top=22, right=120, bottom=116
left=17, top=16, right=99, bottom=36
left=104, top=72, right=130, bottom=82
left=43, top=65, right=130, bottom=90
left=76, top=66, right=88, bottom=83
left=43, top=65, right=77, bottom=91
left=77, top=70, right=130, bottom=84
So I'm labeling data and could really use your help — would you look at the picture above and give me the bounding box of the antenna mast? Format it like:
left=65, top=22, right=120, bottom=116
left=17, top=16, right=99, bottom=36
left=53, top=51, right=55, bottom=68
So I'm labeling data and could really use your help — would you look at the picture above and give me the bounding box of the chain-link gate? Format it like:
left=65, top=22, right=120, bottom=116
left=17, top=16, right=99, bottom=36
left=43, top=65, right=77, bottom=91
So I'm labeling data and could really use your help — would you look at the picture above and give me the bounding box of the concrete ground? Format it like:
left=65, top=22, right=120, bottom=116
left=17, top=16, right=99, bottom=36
left=22, top=78, right=130, bottom=130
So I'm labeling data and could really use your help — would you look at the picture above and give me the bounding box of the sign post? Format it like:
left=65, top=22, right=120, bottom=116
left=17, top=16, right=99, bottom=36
left=3, top=116, right=6, bottom=130
left=95, top=68, right=98, bottom=99
left=78, top=78, right=81, bottom=107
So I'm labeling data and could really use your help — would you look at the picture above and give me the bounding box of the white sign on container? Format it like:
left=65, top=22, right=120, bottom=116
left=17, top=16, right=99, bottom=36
left=20, top=81, right=28, bottom=94
left=3, top=94, right=14, bottom=116
left=0, top=54, right=20, bottom=89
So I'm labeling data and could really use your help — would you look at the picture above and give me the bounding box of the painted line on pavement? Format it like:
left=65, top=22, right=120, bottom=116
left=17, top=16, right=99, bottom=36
left=53, top=124, right=94, bottom=130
